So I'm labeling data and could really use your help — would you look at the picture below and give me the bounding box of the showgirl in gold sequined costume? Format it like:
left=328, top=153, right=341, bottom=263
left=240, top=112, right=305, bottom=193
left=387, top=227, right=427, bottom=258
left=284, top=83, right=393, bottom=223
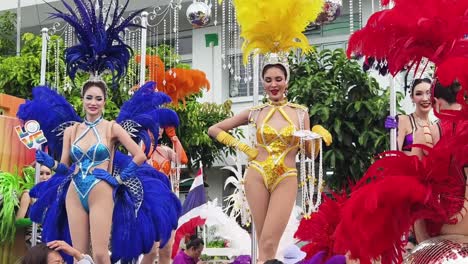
left=208, top=64, right=331, bottom=263
left=208, top=0, right=328, bottom=262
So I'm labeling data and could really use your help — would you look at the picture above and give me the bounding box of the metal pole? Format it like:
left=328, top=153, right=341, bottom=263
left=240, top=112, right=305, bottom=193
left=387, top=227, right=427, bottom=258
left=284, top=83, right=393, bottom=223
left=251, top=224, right=257, bottom=264
left=31, top=161, right=41, bottom=246
left=16, top=0, right=21, bottom=56
left=32, top=27, right=49, bottom=247
left=389, top=76, right=397, bottom=150
left=250, top=53, right=260, bottom=264
left=39, top=28, right=48, bottom=85
left=211, top=42, right=215, bottom=102
left=139, top=12, right=148, bottom=86
left=252, top=54, right=259, bottom=105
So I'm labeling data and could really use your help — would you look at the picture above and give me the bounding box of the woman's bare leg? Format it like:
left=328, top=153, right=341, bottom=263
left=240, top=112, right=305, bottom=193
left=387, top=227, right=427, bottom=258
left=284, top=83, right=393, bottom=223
left=88, top=181, right=114, bottom=264
left=158, top=231, right=175, bottom=264
left=66, top=183, right=90, bottom=255
left=140, top=242, right=158, bottom=264
left=257, top=177, right=297, bottom=261
left=244, top=168, right=270, bottom=250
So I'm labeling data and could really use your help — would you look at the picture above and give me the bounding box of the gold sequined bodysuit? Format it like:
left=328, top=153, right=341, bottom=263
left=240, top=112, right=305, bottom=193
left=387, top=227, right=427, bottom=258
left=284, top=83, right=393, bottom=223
left=249, top=102, right=300, bottom=192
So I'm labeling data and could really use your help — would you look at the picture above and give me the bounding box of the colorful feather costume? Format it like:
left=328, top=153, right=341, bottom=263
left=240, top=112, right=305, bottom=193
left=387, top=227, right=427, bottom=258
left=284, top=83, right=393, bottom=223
left=296, top=0, right=468, bottom=264
left=135, top=55, right=211, bottom=105
left=296, top=2, right=468, bottom=263
left=296, top=137, right=468, bottom=264
left=347, top=0, right=468, bottom=99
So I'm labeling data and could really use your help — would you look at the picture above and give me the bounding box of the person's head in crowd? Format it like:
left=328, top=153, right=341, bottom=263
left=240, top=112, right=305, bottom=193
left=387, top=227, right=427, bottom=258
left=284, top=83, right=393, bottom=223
left=185, top=236, right=204, bottom=260
left=433, top=80, right=462, bottom=111
left=264, top=259, right=284, bottom=264
left=39, top=165, right=52, bottom=182
left=403, top=235, right=417, bottom=258
left=20, top=243, right=64, bottom=264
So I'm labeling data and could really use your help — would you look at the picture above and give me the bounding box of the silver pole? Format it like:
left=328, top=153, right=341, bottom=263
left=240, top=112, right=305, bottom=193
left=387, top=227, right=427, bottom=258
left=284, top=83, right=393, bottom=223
left=389, top=76, right=397, bottom=150
left=139, top=12, right=148, bottom=86
left=31, top=162, right=41, bottom=246
left=252, top=54, right=259, bottom=105
left=251, top=224, right=257, bottom=264
left=33, top=27, right=49, bottom=247
left=39, top=28, right=49, bottom=85
left=16, top=0, right=21, bottom=56
left=250, top=53, right=260, bottom=264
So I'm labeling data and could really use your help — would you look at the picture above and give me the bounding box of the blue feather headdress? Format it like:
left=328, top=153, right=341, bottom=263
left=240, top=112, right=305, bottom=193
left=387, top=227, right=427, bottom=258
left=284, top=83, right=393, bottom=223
left=48, top=0, right=145, bottom=87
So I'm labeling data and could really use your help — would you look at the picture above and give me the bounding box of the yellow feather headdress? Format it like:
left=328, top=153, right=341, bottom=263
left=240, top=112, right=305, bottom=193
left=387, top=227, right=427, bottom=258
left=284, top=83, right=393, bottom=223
left=228, top=0, right=324, bottom=64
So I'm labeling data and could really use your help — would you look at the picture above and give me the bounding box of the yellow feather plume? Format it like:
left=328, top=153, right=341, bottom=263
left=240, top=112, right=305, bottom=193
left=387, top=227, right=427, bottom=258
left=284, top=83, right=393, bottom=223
left=230, top=0, right=324, bottom=63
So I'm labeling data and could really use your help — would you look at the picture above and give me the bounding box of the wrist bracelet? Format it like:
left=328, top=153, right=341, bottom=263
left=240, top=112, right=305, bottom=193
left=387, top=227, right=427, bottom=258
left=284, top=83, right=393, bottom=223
left=52, top=161, right=58, bottom=171
left=116, top=176, right=123, bottom=184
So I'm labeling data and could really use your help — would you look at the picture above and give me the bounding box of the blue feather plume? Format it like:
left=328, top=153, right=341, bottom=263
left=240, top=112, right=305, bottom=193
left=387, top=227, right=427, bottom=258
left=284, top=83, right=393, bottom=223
left=117, top=81, right=180, bottom=156
left=111, top=151, right=181, bottom=263
left=17, top=86, right=82, bottom=160
left=48, top=0, right=145, bottom=87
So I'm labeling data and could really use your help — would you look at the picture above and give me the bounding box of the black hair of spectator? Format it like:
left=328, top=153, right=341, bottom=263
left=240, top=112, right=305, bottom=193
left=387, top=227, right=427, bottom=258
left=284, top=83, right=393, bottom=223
left=433, top=80, right=461, bottom=104
left=264, top=259, right=284, bottom=264
left=407, top=235, right=417, bottom=245
left=186, top=236, right=204, bottom=250
left=20, top=243, right=53, bottom=264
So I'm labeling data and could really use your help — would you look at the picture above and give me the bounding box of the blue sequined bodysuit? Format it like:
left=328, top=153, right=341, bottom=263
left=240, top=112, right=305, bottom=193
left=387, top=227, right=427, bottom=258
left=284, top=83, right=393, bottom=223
left=70, top=116, right=111, bottom=212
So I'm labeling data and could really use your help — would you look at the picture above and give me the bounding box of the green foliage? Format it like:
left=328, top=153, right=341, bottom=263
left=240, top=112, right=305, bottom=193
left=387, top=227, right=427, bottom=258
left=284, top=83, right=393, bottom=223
left=0, top=167, right=35, bottom=245
left=0, top=33, right=43, bottom=98
left=288, top=49, right=390, bottom=189
left=147, top=44, right=190, bottom=69
left=168, top=95, right=241, bottom=169
left=0, top=11, right=16, bottom=56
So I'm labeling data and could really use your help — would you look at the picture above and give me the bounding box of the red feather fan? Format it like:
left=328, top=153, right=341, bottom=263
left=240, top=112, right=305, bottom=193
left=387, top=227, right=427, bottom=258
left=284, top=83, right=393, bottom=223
left=295, top=1, right=468, bottom=263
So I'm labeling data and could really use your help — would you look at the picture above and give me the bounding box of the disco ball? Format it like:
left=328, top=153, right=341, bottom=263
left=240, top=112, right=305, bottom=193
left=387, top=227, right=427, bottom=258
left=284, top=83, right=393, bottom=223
left=315, top=0, right=342, bottom=24
left=404, top=236, right=468, bottom=263
left=186, top=1, right=212, bottom=28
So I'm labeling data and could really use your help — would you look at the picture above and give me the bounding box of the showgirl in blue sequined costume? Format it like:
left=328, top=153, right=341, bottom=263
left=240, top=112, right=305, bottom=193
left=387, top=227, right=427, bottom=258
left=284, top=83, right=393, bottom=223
left=19, top=82, right=181, bottom=264
left=16, top=1, right=182, bottom=263
left=70, top=115, right=111, bottom=212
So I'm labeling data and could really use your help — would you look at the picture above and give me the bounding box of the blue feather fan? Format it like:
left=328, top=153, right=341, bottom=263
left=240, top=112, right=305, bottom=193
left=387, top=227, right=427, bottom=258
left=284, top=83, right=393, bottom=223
left=17, top=86, right=82, bottom=160
left=117, top=81, right=180, bottom=156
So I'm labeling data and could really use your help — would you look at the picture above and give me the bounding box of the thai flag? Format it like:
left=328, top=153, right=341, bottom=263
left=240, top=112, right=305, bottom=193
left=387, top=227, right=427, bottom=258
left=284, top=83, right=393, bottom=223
left=171, top=168, right=207, bottom=258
